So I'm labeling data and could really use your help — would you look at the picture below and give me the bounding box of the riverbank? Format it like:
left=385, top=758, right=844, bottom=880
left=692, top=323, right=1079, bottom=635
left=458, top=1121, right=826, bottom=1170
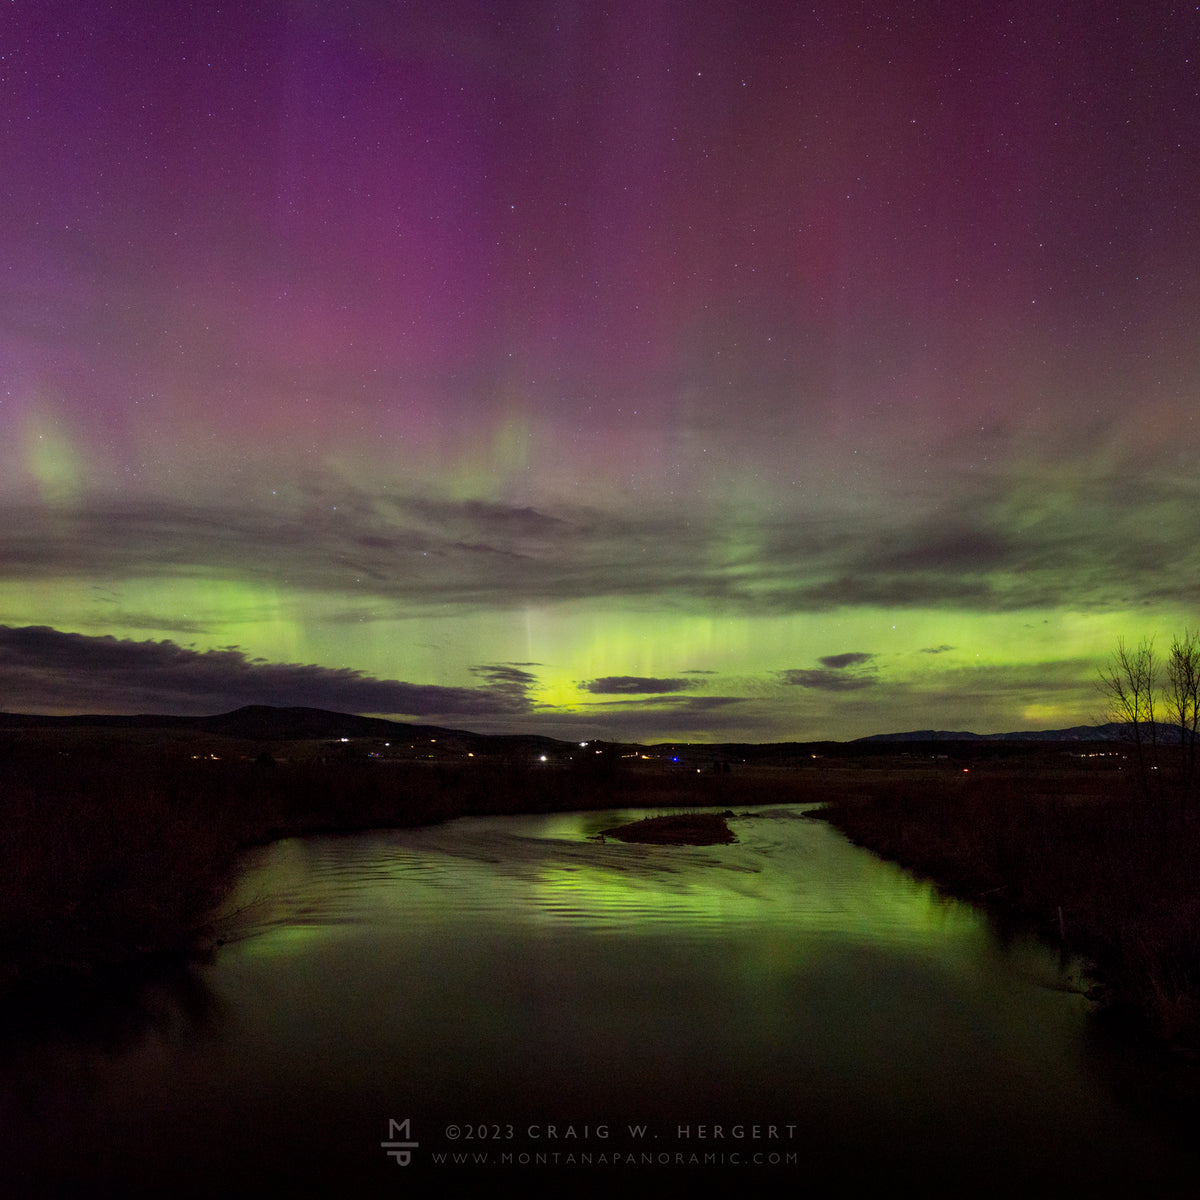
left=813, top=770, right=1200, bottom=1137
left=816, top=775, right=1200, bottom=1042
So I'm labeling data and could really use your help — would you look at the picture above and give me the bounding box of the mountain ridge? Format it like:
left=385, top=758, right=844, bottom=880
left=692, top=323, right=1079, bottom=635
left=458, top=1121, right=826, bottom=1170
left=854, top=722, right=1181, bottom=744
left=0, top=704, right=1161, bottom=748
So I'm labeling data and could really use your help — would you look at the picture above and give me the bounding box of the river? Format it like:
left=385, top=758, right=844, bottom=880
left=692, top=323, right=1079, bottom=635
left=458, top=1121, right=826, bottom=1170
left=2, top=804, right=1194, bottom=1195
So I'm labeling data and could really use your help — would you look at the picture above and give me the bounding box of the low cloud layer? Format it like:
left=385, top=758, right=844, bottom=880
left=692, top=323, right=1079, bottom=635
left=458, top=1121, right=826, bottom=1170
left=0, top=622, right=771, bottom=740
left=0, top=622, right=1114, bottom=742
left=0, top=625, right=535, bottom=718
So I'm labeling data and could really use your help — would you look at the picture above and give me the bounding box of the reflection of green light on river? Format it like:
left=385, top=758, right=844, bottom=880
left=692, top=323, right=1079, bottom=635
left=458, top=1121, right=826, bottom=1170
left=224, top=807, right=985, bottom=970
left=14, top=803, right=1185, bottom=1197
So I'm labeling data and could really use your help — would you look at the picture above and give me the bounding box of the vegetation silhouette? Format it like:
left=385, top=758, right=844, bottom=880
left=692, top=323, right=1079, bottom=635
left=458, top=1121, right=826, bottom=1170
left=1098, top=631, right=1200, bottom=817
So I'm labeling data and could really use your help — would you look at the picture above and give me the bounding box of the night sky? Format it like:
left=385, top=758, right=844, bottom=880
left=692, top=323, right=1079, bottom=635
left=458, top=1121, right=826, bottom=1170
left=3, top=0, right=1198, bottom=741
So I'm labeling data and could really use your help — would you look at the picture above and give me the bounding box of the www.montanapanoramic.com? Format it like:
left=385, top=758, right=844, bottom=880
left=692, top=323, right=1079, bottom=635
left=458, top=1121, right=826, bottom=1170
left=431, top=1151, right=801, bottom=1168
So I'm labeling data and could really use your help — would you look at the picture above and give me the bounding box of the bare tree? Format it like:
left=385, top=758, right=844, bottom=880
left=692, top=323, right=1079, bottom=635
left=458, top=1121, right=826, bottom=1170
left=1166, top=629, right=1200, bottom=809
left=1099, top=636, right=1163, bottom=807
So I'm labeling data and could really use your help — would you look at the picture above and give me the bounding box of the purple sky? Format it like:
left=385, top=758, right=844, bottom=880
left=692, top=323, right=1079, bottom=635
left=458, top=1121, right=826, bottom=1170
left=2, top=1, right=1198, bottom=741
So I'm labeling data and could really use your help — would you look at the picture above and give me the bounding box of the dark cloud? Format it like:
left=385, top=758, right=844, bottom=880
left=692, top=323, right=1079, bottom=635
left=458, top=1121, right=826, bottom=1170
left=581, top=676, right=698, bottom=695
left=818, top=652, right=875, bottom=670
left=876, top=527, right=1010, bottom=573
left=921, top=645, right=955, bottom=654
left=469, top=664, right=539, bottom=707
left=781, top=650, right=879, bottom=692
left=778, top=669, right=878, bottom=692
left=0, top=625, right=535, bottom=718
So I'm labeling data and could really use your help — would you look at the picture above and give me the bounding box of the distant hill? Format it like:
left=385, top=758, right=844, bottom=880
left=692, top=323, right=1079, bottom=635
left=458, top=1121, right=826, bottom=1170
left=854, top=722, right=1177, bottom=744
left=199, top=705, right=444, bottom=742
left=0, top=705, right=424, bottom=740
left=0, top=705, right=573, bottom=758
left=0, top=705, right=1167, bottom=752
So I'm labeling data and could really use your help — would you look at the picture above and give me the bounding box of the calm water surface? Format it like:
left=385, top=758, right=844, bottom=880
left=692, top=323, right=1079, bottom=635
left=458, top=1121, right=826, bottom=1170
left=2, top=805, right=1195, bottom=1195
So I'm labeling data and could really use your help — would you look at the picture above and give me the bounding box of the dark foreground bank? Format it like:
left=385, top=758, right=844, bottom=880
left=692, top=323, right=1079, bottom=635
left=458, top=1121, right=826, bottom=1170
left=815, top=769, right=1200, bottom=1142
left=817, top=776, right=1200, bottom=1044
